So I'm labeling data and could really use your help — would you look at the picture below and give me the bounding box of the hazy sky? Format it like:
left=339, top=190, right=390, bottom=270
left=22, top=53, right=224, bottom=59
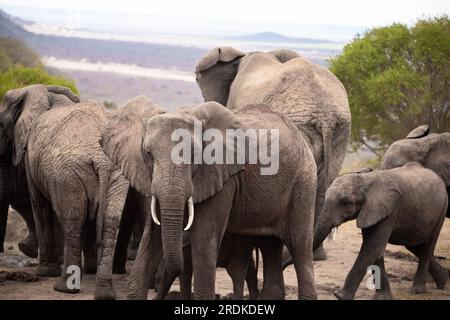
left=1, top=0, right=449, bottom=27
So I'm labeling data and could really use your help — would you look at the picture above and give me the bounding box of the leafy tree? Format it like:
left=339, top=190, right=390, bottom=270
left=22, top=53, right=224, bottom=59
left=0, top=65, right=78, bottom=99
left=329, top=16, right=450, bottom=158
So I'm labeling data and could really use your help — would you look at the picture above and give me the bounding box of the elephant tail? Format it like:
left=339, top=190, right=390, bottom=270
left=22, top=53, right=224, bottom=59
left=93, top=156, right=112, bottom=265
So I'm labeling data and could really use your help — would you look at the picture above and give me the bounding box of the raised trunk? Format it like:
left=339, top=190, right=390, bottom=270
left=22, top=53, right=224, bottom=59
left=0, top=156, right=11, bottom=252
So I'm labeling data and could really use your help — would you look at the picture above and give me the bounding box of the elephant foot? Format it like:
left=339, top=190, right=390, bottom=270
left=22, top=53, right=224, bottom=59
left=95, top=279, right=116, bottom=300
left=248, top=291, right=260, bottom=300
left=411, top=283, right=427, bottom=294
left=373, top=291, right=394, bottom=300
left=53, top=277, right=80, bottom=294
left=431, top=267, right=448, bottom=290
left=36, top=263, right=61, bottom=277
left=313, top=246, right=328, bottom=261
left=334, top=289, right=354, bottom=300
left=259, top=287, right=284, bottom=300
left=18, top=232, right=38, bottom=258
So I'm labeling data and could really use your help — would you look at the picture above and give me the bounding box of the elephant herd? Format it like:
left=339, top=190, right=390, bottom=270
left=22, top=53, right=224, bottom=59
left=0, top=47, right=448, bottom=300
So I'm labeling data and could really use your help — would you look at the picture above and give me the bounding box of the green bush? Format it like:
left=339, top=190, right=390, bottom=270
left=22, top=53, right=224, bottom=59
left=0, top=65, right=79, bottom=99
left=329, top=15, right=450, bottom=158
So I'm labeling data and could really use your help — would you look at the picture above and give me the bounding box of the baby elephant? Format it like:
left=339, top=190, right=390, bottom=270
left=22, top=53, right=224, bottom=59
left=314, top=162, right=448, bottom=300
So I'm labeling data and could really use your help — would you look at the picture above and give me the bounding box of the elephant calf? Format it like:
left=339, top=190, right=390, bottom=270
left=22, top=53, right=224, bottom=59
left=314, top=163, right=448, bottom=300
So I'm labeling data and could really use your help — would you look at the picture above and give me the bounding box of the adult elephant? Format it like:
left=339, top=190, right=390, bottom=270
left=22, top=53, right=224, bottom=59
left=0, top=85, right=134, bottom=299
left=381, top=125, right=450, bottom=217
left=0, top=86, right=79, bottom=258
left=102, top=102, right=318, bottom=300
left=112, top=96, right=165, bottom=274
left=195, top=47, right=351, bottom=260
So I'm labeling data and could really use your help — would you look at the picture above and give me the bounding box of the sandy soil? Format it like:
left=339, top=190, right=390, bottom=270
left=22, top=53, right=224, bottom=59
left=1, top=211, right=449, bottom=300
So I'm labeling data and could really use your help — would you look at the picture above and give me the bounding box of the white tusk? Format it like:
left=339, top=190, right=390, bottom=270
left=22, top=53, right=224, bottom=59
left=184, top=196, right=194, bottom=231
left=151, top=195, right=160, bottom=226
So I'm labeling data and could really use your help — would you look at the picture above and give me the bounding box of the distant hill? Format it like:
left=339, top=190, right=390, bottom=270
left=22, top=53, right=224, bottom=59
left=0, top=9, right=31, bottom=38
left=229, top=32, right=333, bottom=44
left=0, top=9, right=206, bottom=72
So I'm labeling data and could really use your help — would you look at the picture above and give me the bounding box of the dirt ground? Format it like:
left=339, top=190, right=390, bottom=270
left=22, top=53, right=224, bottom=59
left=1, top=210, right=450, bottom=300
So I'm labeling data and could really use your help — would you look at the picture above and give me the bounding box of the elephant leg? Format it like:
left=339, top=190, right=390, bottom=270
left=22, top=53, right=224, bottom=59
left=190, top=191, right=232, bottom=300
left=313, top=168, right=327, bottom=261
left=95, top=172, right=129, bottom=300
left=127, top=219, right=162, bottom=299
left=154, top=262, right=177, bottom=300
left=52, top=196, right=87, bottom=294
left=113, top=195, right=135, bottom=274
left=428, top=257, right=448, bottom=290
left=335, top=217, right=393, bottom=300
left=83, top=222, right=97, bottom=274
left=259, top=236, right=284, bottom=300
left=14, top=206, right=38, bottom=258
left=372, top=257, right=393, bottom=300
left=406, top=216, right=444, bottom=294
left=245, top=252, right=260, bottom=300
left=28, top=179, right=60, bottom=277
left=0, top=201, right=8, bottom=253
left=225, top=235, right=253, bottom=300
left=179, top=246, right=193, bottom=300
left=406, top=245, right=431, bottom=294
left=283, top=188, right=316, bottom=300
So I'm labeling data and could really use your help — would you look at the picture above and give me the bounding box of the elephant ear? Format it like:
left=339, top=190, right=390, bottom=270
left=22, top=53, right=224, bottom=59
left=269, top=49, right=302, bottom=63
left=0, top=85, right=52, bottom=166
left=357, top=175, right=401, bottom=229
left=101, top=113, right=153, bottom=197
left=406, top=125, right=430, bottom=139
left=426, top=133, right=450, bottom=187
left=188, top=101, right=245, bottom=203
left=195, top=47, right=244, bottom=73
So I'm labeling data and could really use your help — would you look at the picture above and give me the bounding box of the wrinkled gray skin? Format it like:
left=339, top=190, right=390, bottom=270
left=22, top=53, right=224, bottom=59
left=0, top=86, right=80, bottom=258
left=0, top=86, right=82, bottom=259
left=111, top=96, right=166, bottom=274
left=382, top=125, right=450, bottom=218
left=314, top=163, right=448, bottom=300
left=154, top=233, right=261, bottom=300
left=0, top=85, right=133, bottom=300
left=195, top=47, right=351, bottom=261
left=102, top=102, right=317, bottom=300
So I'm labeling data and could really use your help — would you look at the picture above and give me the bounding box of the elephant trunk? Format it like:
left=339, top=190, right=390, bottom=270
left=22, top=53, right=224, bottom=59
left=313, top=219, right=333, bottom=252
left=159, top=193, right=186, bottom=277
left=0, top=156, right=11, bottom=252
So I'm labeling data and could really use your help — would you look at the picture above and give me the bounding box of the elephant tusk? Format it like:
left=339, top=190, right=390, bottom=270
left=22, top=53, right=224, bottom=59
left=151, top=195, right=160, bottom=226
left=184, top=196, right=194, bottom=231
